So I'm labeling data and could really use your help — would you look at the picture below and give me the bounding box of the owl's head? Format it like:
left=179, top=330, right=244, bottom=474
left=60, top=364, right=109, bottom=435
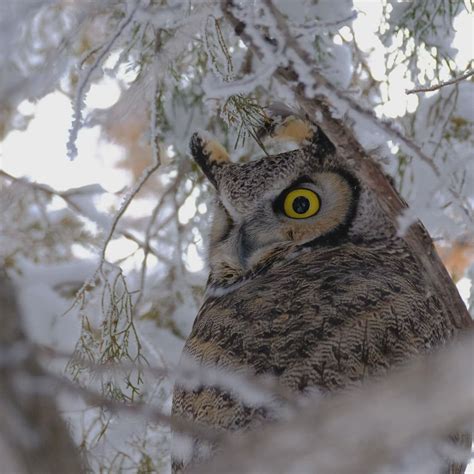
left=191, top=120, right=393, bottom=290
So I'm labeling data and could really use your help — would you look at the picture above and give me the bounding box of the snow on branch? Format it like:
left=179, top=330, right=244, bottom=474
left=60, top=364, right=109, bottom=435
left=41, top=370, right=218, bottom=444
left=67, top=0, right=140, bottom=161
left=194, top=332, right=474, bottom=474
left=406, top=68, right=474, bottom=94
left=220, top=0, right=474, bottom=226
left=37, top=344, right=298, bottom=414
left=220, top=1, right=438, bottom=175
left=0, top=169, right=106, bottom=220
left=290, top=11, right=357, bottom=31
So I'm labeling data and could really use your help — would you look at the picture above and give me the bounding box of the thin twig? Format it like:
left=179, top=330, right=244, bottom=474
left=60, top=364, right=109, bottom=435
left=135, top=174, right=181, bottom=310
left=406, top=68, right=474, bottom=94
left=0, top=169, right=94, bottom=217
left=0, top=170, right=169, bottom=259
left=36, top=344, right=299, bottom=409
left=30, top=371, right=220, bottom=443
left=100, top=164, right=160, bottom=267
left=70, top=154, right=161, bottom=311
left=120, top=230, right=173, bottom=264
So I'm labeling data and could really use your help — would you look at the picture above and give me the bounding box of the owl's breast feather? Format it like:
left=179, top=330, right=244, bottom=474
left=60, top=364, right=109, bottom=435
left=184, top=241, right=454, bottom=392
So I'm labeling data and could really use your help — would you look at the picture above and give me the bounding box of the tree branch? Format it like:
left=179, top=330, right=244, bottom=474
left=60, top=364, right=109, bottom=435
left=72, top=150, right=161, bottom=306
left=194, top=332, right=474, bottom=474
left=221, top=0, right=444, bottom=177
left=406, top=68, right=474, bottom=95
left=0, top=170, right=166, bottom=263
left=67, top=0, right=140, bottom=160
left=0, top=271, right=84, bottom=474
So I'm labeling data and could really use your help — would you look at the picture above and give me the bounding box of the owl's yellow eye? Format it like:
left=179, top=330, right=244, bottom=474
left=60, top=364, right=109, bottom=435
left=283, top=188, right=321, bottom=219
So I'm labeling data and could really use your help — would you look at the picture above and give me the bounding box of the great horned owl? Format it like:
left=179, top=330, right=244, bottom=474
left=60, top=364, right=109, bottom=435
left=171, top=117, right=471, bottom=473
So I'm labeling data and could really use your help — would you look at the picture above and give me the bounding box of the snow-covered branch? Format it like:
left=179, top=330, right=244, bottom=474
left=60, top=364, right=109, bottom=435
left=0, top=272, right=83, bottom=474
left=67, top=0, right=141, bottom=161
left=220, top=0, right=441, bottom=177
left=2, top=1, right=473, bottom=471
left=0, top=170, right=167, bottom=262
left=194, top=332, right=474, bottom=474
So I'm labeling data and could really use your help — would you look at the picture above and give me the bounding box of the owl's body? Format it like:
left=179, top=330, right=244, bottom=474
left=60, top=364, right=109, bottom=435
left=171, top=119, right=470, bottom=473
left=183, top=239, right=451, bottom=392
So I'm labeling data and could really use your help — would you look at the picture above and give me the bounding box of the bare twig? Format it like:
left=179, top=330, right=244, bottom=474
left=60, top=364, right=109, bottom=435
left=99, top=164, right=160, bottom=269
left=0, top=170, right=168, bottom=261
left=406, top=68, right=474, bottom=94
left=72, top=155, right=161, bottom=306
left=135, top=175, right=181, bottom=310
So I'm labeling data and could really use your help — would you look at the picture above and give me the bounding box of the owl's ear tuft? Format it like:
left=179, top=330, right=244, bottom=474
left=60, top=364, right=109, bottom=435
left=269, top=118, right=336, bottom=157
left=272, top=117, right=315, bottom=144
left=190, top=132, right=230, bottom=188
left=257, top=102, right=336, bottom=156
left=258, top=114, right=315, bottom=146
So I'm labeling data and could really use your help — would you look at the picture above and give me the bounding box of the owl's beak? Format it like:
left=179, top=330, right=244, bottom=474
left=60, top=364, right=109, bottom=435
left=189, top=132, right=230, bottom=188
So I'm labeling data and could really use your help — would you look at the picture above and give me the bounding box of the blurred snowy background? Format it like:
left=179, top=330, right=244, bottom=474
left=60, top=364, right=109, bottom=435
left=0, top=0, right=472, bottom=472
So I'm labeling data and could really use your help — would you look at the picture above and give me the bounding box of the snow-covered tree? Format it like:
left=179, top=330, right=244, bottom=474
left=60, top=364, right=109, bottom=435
left=0, top=1, right=473, bottom=472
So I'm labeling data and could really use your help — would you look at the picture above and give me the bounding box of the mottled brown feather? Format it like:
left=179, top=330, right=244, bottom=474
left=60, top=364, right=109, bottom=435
left=171, top=128, right=470, bottom=473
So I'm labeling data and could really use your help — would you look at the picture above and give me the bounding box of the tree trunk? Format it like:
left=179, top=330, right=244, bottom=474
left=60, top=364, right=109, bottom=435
left=0, top=271, right=84, bottom=474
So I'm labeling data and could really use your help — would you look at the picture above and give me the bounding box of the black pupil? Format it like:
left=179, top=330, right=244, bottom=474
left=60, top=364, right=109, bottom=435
left=292, top=196, right=310, bottom=214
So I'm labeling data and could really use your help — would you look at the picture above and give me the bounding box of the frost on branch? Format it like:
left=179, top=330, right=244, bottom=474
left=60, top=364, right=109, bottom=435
left=1, top=0, right=473, bottom=472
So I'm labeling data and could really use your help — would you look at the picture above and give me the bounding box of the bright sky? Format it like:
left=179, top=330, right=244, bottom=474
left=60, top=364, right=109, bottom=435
left=2, top=86, right=127, bottom=193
